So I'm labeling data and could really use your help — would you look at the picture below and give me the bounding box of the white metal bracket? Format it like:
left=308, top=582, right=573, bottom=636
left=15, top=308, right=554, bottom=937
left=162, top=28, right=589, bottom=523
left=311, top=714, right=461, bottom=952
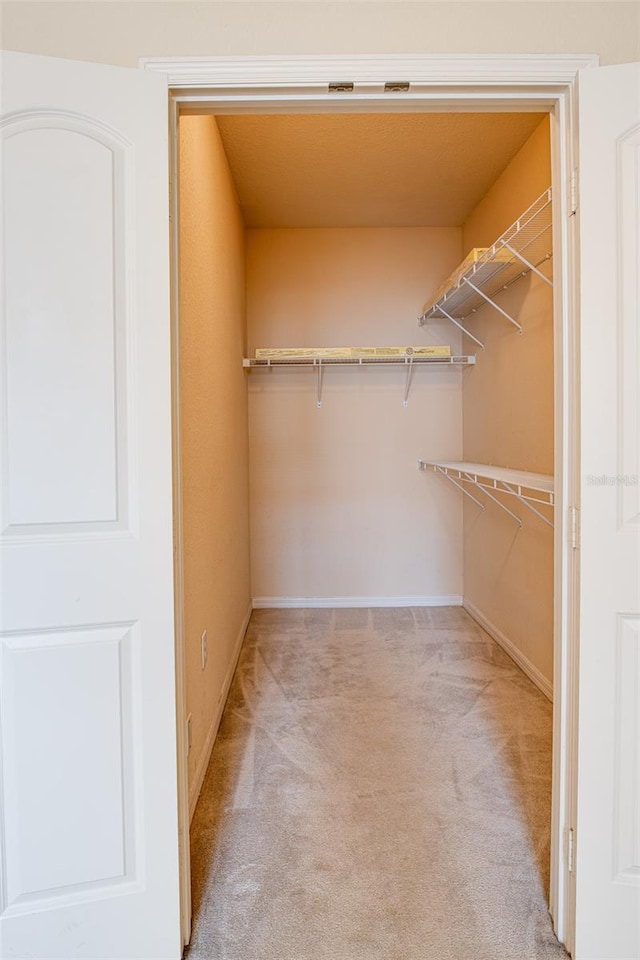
left=429, top=304, right=485, bottom=351
left=463, top=472, right=523, bottom=528
left=316, top=359, right=324, bottom=408
left=403, top=358, right=414, bottom=408
left=419, top=462, right=485, bottom=510
left=502, top=242, right=553, bottom=287
left=461, top=276, right=523, bottom=333
left=502, top=481, right=554, bottom=528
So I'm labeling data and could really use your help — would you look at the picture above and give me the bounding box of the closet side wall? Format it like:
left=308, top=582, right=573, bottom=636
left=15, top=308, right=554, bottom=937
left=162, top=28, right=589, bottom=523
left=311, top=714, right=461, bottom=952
left=178, top=115, right=251, bottom=802
left=461, top=117, right=554, bottom=690
left=247, top=226, right=464, bottom=604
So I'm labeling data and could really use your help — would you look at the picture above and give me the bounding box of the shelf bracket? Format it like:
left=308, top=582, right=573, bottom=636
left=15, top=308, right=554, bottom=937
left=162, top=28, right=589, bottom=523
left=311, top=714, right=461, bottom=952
left=434, top=466, right=484, bottom=509
left=403, top=358, right=414, bottom=407
left=316, top=359, right=324, bottom=408
left=463, top=473, right=523, bottom=528
left=502, top=242, right=553, bottom=287
left=430, top=304, right=485, bottom=351
left=501, top=482, right=554, bottom=528
left=461, top=276, right=523, bottom=333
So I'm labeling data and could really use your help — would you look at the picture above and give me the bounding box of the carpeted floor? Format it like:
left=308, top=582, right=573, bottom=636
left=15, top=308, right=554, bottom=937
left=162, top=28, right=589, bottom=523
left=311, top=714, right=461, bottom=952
left=186, top=607, right=568, bottom=960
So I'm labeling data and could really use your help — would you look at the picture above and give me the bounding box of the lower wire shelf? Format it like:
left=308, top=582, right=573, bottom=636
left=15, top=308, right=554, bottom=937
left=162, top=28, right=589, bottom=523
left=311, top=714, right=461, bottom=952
left=243, top=355, right=476, bottom=407
left=418, top=459, right=554, bottom=528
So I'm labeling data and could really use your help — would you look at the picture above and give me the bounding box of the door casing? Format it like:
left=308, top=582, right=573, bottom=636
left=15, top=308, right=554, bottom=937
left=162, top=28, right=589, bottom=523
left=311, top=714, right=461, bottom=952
left=145, top=53, right=598, bottom=955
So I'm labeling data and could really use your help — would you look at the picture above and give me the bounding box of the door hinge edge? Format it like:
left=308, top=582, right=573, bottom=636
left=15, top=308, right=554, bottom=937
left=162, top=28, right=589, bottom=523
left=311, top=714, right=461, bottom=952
left=569, top=505, right=579, bottom=550
left=568, top=827, right=575, bottom=873
left=569, top=168, right=578, bottom=216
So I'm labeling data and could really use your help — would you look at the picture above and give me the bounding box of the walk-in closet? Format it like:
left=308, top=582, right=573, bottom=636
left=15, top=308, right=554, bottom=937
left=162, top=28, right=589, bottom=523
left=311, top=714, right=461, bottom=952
left=176, top=108, right=558, bottom=957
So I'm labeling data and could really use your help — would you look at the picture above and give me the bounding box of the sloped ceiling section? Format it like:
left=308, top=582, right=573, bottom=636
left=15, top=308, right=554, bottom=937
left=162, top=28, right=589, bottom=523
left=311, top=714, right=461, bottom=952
left=216, top=112, right=546, bottom=229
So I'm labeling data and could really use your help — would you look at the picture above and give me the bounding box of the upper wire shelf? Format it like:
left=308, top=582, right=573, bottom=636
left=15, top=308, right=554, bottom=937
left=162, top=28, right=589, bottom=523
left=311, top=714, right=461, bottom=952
left=418, top=188, right=553, bottom=350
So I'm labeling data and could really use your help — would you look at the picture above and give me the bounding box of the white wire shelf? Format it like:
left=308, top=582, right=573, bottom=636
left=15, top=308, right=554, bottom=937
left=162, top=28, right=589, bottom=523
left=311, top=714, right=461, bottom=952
left=243, top=356, right=475, bottom=368
left=418, top=188, right=553, bottom=350
left=418, top=459, right=554, bottom=528
left=243, top=355, right=476, bottom=407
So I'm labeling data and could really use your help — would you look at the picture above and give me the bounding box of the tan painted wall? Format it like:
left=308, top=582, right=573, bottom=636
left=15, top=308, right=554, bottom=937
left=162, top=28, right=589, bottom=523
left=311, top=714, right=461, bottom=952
left=178, top=115, right=251, bottom=799
left=247, top=226, right=465, bottom=602
left=461, top=117, right=554, bottom=685
left=1, top=2, right=638, bottom=67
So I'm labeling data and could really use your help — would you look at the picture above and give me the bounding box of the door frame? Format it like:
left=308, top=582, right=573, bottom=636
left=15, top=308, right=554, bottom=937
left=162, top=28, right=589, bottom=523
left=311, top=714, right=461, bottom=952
left=145, top=52, right=598, bottom=955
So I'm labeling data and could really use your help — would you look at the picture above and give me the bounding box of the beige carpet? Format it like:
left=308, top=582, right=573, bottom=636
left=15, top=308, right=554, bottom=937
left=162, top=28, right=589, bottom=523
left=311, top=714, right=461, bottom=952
left=187, top=607, right=568, bottom=960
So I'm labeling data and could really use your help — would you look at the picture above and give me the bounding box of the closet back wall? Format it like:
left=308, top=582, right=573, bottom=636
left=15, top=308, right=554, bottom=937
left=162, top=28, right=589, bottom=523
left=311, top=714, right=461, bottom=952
left=247, top=227, right=464, bottom=604
left=179, top=115, right=251, bottom=802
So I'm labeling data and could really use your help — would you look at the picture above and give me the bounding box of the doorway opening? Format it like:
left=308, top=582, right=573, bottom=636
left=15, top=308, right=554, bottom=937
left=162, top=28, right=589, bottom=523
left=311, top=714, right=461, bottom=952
left=158, top=59, right=581, bottom=956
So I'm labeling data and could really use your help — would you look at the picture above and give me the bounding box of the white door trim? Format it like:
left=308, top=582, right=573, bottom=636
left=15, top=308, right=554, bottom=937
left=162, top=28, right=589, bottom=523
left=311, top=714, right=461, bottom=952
left=143, top=53, right=596, bottom=88
left=167, top=92, right=191, bottom=950
left=146, top=52, right=598, bottom=954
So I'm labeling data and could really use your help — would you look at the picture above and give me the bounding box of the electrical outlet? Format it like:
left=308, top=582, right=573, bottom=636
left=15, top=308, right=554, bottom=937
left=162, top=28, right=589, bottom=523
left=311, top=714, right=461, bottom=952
left=186, top=714, right=192, bottom=755
left=201, top=629, right=208, bottom=670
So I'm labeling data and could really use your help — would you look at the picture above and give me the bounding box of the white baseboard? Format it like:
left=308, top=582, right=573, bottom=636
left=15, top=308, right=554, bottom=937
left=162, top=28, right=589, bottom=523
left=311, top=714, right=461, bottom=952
left=252, top=595, right=463, bottom=609
left=463, top=599, right=553, bottom=702
left=188, top=602, right=252, bottom=822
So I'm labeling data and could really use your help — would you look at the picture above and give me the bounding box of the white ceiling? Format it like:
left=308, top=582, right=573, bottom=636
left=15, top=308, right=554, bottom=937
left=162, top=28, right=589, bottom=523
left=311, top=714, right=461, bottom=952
left=216, top=112, right=546, bottom=229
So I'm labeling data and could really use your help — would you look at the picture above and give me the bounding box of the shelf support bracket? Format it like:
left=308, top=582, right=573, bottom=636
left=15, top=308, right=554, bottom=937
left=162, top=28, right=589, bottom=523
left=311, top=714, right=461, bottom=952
left=463, top=473, right=523, bottom=528
left=501, top=482, right=554, bottom=528
left=461, top=277, right=523, bottom=333
left=435, top=466, right=484, bottom=509
left=431, top=304, right=485, bottom=351
left=403, top=358, right=414, bottom=407
left=502, top=242, right=553, bottom=287
left=316, top=359, right=324, bottom=408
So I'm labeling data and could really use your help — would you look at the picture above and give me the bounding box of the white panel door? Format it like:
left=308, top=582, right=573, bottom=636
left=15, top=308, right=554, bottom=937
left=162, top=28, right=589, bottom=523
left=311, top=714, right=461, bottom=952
left=576, top=61, right=640, bottom=960
left=0, top=51, right=181, bottom=958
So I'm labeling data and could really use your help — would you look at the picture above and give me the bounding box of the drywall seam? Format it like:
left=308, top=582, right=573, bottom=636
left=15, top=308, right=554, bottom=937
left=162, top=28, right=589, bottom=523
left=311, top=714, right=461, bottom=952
left=252, top=595, right=463, bottom=609
left=463, top=599, right=553, bottom=701
left=188, top=602, right=252, bottom=822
